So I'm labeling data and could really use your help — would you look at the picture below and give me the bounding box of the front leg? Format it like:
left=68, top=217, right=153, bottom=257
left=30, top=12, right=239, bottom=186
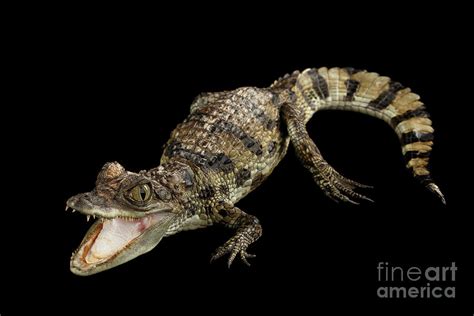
left=210, top=204, right=262, bottom=268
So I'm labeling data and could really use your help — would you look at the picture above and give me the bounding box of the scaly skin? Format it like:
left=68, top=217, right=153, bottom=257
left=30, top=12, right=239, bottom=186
left=67, top=67, right=444, bottom=275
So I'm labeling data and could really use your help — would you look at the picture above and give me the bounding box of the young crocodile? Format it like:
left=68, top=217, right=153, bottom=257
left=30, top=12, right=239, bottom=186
left=66, top=67, right=444, bottom=275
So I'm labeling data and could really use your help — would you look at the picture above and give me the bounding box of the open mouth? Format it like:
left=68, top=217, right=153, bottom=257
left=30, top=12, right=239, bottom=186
left=67, top=207, right=175, bottom=276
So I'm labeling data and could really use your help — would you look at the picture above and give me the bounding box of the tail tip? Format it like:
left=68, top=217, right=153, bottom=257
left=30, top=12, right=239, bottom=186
left=426, top=182, right=446, bottom=205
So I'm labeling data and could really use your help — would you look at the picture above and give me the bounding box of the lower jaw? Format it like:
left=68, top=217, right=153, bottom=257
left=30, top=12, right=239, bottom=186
left=70, top=212, right=176, bottom=275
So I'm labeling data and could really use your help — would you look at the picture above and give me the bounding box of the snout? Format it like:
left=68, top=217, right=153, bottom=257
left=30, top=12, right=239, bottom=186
left=67, top=192, right=95, bottom=212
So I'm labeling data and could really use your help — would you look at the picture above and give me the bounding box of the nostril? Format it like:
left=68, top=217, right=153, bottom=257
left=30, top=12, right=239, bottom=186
left=66, top=193, right=93, bottom=208
left=66, top=196, right=78, bottom=207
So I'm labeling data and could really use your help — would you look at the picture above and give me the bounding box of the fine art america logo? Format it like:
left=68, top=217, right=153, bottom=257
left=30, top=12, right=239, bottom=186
left=377, top=262, right=457, bottom=299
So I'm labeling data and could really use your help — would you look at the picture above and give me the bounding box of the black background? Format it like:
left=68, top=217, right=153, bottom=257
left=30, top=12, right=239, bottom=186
left=2, top=5, right=472, bottom=315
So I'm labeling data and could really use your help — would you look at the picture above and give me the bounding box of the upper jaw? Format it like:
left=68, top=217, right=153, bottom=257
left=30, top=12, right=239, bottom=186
left=66, top=193, right=172, bottom=219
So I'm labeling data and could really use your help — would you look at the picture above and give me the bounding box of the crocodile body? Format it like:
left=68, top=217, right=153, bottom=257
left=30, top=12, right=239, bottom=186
left=67, top=67, right=444, bottom=275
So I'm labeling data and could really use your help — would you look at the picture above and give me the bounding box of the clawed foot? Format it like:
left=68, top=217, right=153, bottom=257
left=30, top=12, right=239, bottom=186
left=315, top=162, right=374, bottom=204
left=210, top=234, right=256, bottom=268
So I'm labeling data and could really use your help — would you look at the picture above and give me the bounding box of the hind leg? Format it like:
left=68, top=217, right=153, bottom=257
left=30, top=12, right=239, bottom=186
left=282, top=103, right=373, bottom=204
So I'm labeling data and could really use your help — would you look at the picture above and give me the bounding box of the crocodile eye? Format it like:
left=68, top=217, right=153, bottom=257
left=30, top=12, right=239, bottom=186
left=129, top=184, right=152, bottom=202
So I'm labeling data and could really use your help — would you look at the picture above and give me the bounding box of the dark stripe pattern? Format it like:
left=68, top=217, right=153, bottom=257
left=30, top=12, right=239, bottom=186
left=164, top=141, right=234, bottom=173
left=401, top=131, right=434, bottom=145
left=368, top=81, right=404, bottom=110
left=235, top=168, right=251, bottom=187
left=237, top=93, right=276, bottom=130
left=404, top=151, right=431, bottom=160
left=198, top=185, right=215, bottom=199
left=267, top=141, right=277, bottom=156
left=390, top=107, right=429, bottom=127
left=343, top=67, right=363, bottom=76
left=344, top=79, right=360, bottom=101
left=209, top=119, right=263, bottom=156
left=411, top=174, right=433, bottom=184
left=306, top=69, right=329, bottom=99
left=189, top=112, right=263, bottom=156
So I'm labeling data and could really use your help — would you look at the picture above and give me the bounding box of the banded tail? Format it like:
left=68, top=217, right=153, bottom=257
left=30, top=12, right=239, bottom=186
left=271, top=67, right=445, bottom=204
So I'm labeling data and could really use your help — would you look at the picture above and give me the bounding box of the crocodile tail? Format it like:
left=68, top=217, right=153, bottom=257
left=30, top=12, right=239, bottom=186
left=271, top=67, right=445, bottom=204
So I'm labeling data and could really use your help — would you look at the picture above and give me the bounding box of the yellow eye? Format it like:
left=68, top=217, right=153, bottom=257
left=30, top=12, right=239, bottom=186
left=129, top=184, right=152, bottom=202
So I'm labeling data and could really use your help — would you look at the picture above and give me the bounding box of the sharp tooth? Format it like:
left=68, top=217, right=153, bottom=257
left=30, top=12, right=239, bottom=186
left=87, top=215, right=90, bottom=222
left=65, top=206, right=69, bottom=211
left=72, top=209, right=76, bottom=213
left=93, top=215, right=96, bottom=219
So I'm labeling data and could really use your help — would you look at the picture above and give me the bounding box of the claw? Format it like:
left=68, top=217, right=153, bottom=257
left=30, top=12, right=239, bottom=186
left=426, top=183, right=446, bottom=205
left=239, top=251, right=255, bottom=267
left=352, top=182, right=373, bottom=189
left=210, top=250, right=224, bottom=263
left=211, top=238, right=256, bottom=268
left=240, top=256, right=251, bottom=267
left=335, top=173, right=373, bottom=189
left=358, top=194, right=374, bottom=203
left=337, top=185, right=373, bottom=203
left=345, top=197, right=360, bottom=205
left=227, top=252, right=238, bottom=268
left=336, top=192, right=359, bottom=205
left=317, top=167, right=374, bottom=204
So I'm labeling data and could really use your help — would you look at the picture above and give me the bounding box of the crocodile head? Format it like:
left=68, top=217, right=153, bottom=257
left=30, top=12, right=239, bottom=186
left=66, top=161, right=190, bottom=276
